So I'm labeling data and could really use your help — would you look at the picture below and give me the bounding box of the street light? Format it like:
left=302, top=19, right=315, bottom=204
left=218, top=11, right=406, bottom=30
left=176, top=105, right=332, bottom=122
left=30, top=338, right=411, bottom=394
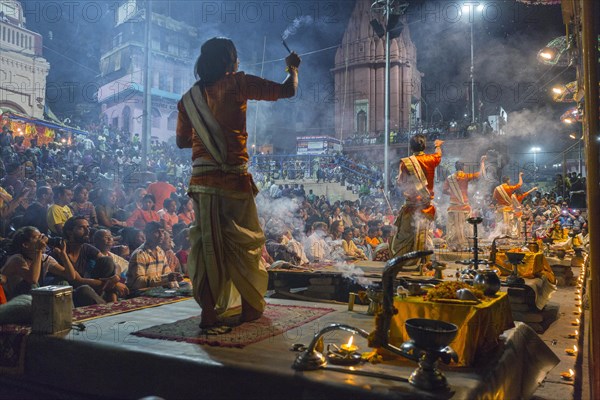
left=569, top=133, right=583, bottom=174
left=531, top=147, right=541, bottom=183
left=462, top=4, right=483, bottom=124
left=370, top=0, right=408, bottom=196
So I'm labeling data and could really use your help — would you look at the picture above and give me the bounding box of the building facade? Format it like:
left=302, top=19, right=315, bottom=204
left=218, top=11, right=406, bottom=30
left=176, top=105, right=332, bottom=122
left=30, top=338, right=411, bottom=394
left=0, top=0, right=49, bottom=119
left=97, top=0, right=198, bottom=142
left=332, top=0, right=421, bottom=141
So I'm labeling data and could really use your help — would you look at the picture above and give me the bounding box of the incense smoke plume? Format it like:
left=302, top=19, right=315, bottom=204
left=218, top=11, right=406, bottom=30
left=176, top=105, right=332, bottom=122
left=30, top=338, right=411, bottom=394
left=282, top=16, right=314, bottom=40
left=335, top=261, right=371, bottom=287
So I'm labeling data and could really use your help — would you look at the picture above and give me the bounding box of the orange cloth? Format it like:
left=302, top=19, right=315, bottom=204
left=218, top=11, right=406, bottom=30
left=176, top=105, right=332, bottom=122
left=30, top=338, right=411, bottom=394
left=493, top=182, right=522, bottom=207
left=0, top=285, right=6, bottom=304
left=146, top=181, right=177, bottom=211
left=126, top=209, right=161, bottom=230
left=496, top=251, right=556, bottom=284
left=177, top=72, right=287, bottom=194
left=365, top=236, right=380, bottom=247
left=443, top=171, right=480, bottom=212
left=178, top=211, right=194, bottom=226
left=399, top=152, right=441, bottom=217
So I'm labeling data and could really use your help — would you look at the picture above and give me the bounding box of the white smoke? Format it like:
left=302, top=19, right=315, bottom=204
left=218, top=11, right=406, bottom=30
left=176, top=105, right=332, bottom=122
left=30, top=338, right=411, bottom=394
left=282, top=16, right=314, bottom=40
left=334, top=261, right=371, bottom=287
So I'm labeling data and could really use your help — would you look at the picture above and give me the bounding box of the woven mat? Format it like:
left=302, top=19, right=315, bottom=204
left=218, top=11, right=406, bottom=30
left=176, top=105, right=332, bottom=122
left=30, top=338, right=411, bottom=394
left=132, top=304, right=335, bottom=348
left=72, top=295, right=189, bottom=322
left=0, top=295, right=189, bottom=374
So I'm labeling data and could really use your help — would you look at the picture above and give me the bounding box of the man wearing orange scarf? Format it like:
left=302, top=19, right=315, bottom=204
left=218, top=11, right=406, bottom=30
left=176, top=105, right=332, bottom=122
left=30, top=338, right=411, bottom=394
left=390, top=134, right=443, bottom=267
left=492, top=172, right=524, bottom=236
left=442, top=156, right=486, bottom=251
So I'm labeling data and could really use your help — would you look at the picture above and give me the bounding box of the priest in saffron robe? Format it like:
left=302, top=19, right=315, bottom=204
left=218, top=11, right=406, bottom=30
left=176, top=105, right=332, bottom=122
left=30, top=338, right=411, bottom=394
left=176, top=37, right=301, bottom=331
left=390, top=134, right=443, bottom=267
left=492, top=172, right=524, bottom=236
left=442, top=156, right=486, bottom=251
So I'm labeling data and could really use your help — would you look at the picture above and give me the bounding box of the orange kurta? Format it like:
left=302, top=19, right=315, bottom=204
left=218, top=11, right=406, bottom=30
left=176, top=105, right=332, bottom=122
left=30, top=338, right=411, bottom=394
left=398, top=152, right=441, bottom=216
left=176, top=72, right=286, bottom=195
left=493, top=182, right=522, bottom=208
left=443, top=171, right=480, bottom=212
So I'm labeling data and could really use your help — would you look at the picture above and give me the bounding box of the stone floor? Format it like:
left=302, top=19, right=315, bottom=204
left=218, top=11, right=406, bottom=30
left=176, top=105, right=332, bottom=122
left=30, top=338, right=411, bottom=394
left=532, top=265, right=585, bottom=400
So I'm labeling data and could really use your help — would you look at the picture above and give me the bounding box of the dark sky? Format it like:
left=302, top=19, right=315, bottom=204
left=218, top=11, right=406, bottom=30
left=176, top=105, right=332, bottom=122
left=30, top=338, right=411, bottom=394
left=18, top=0, right=574, bottom=164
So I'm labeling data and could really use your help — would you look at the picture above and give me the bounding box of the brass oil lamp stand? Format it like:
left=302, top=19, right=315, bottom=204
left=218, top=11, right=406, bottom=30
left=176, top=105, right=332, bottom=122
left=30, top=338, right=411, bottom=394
left=456, top=217, right=493, bottom=278
left=292, top=251, right=459, bottom=392
left=505, top=251, right=526, bottom=285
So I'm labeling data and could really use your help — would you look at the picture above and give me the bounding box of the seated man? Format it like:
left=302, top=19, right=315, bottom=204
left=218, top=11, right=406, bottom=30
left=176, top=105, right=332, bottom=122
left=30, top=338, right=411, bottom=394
left=47, top=186, right=74, bottom=236
left=304, top=222, right=331, bottom=262
left=127, top=221, right=182, bottom=292
left=54, top=216, right=128, bottom=302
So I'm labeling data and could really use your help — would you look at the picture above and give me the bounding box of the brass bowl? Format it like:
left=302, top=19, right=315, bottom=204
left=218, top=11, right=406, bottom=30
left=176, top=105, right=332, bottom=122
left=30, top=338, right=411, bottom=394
left=405, top=318, right=458, bottom=351
left=505, top=251, right=526, bottom=264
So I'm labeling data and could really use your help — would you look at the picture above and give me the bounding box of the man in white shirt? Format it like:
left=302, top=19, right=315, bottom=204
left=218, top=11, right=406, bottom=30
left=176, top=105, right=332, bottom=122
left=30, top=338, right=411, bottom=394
left=304, top=222, right=330, bottom=262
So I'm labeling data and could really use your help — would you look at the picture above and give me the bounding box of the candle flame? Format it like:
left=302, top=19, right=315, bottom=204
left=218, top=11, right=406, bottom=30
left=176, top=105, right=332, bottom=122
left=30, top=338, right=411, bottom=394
left=347, top=336, right=354, bottom=347
left=574, top=345, right=578, bottom=352
left=576, top=330, right=579, bottom=335
left=569, top=369, right=574, bottom=375
left=577, top=319, right=580, bottom=324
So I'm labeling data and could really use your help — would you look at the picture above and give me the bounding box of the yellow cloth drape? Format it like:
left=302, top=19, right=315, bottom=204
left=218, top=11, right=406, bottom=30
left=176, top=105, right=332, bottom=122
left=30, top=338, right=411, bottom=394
left=188, top=191, right=267, bottom=316
left=389, top=293, right=514, bottom=366
left=496, top=251, right=556, bottom=284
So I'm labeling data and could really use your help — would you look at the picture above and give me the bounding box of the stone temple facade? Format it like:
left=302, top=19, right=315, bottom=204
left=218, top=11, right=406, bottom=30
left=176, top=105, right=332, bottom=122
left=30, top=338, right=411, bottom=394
left=332, top=0, right=421, bottom=141
left=0, top=0, right=49, bottom=119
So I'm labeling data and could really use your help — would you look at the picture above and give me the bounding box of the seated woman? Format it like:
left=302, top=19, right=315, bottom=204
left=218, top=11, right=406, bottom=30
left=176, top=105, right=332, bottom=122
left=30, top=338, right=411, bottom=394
left=0, top=226, right=105, bottom=307
left=69, top=184, right=98, bottom=227
left=96, top=189, right=126, bottom=231
left=177, top=197, right=195, bottom=226
left=353, top=226, right=372, bottom=260
left=341, top=228, right=367, bottom=260
left=126, top=194, right=161, bottom=230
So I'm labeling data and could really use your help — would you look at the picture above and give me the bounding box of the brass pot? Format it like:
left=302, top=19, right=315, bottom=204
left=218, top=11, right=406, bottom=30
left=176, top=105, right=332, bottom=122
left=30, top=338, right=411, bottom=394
left=473, top=269, right=501, bottom=296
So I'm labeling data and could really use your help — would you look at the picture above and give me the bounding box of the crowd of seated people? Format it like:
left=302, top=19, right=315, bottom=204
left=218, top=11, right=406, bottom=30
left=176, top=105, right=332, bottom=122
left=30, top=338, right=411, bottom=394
left=250, top=153, right=383, bottom=197
left=0, top=123, right=192, bottom=312
left=0, top=120, right=589, bottom=314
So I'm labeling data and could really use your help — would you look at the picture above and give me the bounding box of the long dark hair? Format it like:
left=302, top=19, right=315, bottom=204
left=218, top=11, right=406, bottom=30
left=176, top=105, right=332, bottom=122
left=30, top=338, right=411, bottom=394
left=194, top=37, right=238, bottom=85
left=8, top=226, right=39, bottom=255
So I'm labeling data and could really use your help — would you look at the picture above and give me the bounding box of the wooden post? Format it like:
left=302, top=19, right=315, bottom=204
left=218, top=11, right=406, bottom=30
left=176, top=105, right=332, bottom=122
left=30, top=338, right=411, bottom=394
left=580, top=0, right=600, bottom=397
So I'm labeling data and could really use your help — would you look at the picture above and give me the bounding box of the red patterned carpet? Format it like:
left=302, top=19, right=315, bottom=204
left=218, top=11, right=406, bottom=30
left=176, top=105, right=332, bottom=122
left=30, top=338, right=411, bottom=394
left=133, top=304, right=335, bottom=348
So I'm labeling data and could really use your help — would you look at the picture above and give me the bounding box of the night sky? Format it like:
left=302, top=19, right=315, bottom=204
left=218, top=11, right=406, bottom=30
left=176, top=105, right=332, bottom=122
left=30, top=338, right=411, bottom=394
left=18, top=0, right=574, bottom=168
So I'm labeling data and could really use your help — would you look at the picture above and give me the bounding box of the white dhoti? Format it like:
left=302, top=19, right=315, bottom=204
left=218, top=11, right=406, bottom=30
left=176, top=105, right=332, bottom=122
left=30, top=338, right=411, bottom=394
left=446, top=210, right=469, bottom=250
left=189, top=191, right=267, bottom=316
left=495, top=207, right=515, bottom=237
left=390, top=204, right=433, bottom=268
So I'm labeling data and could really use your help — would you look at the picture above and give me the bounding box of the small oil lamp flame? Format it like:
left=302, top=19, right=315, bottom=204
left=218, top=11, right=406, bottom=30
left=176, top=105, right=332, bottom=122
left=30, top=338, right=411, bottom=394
left=340, top=336, right=358, bottom=354
left=566, top=345, right=578, bottom=356
left=571, top=318, right=580, bottom=326
left=568, top=330, right=578, bottom=339
left=561, top=369, right=575, bottom=381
